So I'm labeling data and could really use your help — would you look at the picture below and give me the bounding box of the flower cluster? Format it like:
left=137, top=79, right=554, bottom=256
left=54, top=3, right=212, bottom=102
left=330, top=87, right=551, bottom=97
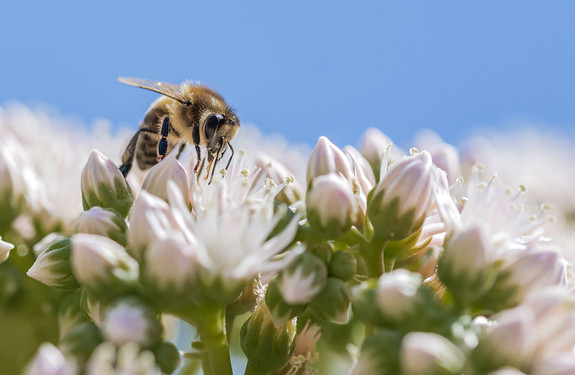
left=1, top=104, right=574, bottom=374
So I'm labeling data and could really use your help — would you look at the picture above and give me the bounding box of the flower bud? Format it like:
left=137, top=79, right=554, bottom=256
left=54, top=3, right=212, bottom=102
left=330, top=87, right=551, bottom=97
left=496, top=245, right=565, bottom=306
left=144, top=235, right=198, bottom=306
left=351, top=329, right=403, bottom=375
left=309, top=277, right=350, bottom=324
left=328, top=250, right=357, bottom=281
left=265, top=277, right=307, bottom=326
left=153, top=341, right=181, bottom=374
left=306, top=173, right=357, bottom=238
left=80, top=288, right=103, bottom=325
left=400, top=332, right=465, bottom=375
left=27, top=238, right=80, bottom=290
left=367, top=150, right=438, bottom=241
left=471, top=306, right=535, bottom=372
left=306, top=136, right=353, bottom=185
left=142, top=153, right=190, bottom=204
left=81, top=150, right=133, bottom=218
left=241, top=303, right=296, bottom=373
left=71, top=234, right=139, bottom=298
left=438, top=225, right=497, bottom=303
left=352, top=279, right=388, bottom=326
left=0, top=237, right=14, bottom=264
left=358, top=128, right=402, bottom=173
left=76, top=207, right=127, bottom=246
left=101, top=297, right=163, bottom=348
left=25, top=343, right=75, bottom=375
left=532, top=356, right=575, bottom=375
left=58, top=291, right=86, bottom=340
left=127, top=191, right=178, bottom=261
left=59, top=321, right=103, bottom=366
left=376, top=269, right=422, bottom=325
left=277, top=252, right=327, bottom=305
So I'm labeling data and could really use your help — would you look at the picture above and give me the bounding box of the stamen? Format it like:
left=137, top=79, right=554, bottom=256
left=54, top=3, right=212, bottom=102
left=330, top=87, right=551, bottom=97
left=456, top=177, right=464, bottom=185
left=409, top=147, right=419, bottom=155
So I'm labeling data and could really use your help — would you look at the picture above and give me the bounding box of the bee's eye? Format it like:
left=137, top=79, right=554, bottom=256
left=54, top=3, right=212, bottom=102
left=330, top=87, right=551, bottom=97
left=204, top=114, right=222, bottom=140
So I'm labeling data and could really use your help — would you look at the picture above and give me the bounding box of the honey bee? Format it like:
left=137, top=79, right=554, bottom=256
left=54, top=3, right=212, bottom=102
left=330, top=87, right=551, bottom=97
left=118, top=77, right=240, bottom=183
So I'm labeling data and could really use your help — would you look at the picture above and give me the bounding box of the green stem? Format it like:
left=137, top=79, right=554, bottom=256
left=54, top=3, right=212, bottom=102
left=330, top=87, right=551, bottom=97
left=360, top=237, right=388, bottom=278
left=178, top=359, right=201, bottom=375
left=244, top=361, right=268, bottom=375
left=197, top=306, right=233, bottom=375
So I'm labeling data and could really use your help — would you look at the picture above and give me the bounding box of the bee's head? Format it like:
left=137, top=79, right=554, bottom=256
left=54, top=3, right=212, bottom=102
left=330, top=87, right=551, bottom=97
left=202, top=113, right=239, bottom=183
left=203, top=113, right=239, bottom=160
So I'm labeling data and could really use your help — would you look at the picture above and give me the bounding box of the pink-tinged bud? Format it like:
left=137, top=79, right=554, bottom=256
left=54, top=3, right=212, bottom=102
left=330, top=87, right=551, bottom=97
left=401, top=332, right=465, bottom=375
left=277, top=252, right=327, bottom=305
left=309, top=277, right=351, bottom=324
left=27, top=238, right=79, bottom=290
left=472, top=306, right=536, bottom=371
left=376, top=269, right=421, bottom=323
left=306, top=173, right=357, bottom=238
left=498, top=245, right=566, bottom=305
left=76, top=207, right=127, bottom=246
left=532, top=356, right=575, bottom=375
left=81, top=150, right=133, bottom=218
left=524, top=290, right=575, bottom=360
left=358, top=128, right=403, bottom=172
left=102, top=297, right=162, bottom=348
left=71, top=234, right=139, bottom=297
left=306, top=136, right=353, bottom=185
left=438, top=225, right=496, bottom=302
left=0, top=237, right=13, bottom=263
left=144, top=236, right=199, bottom=303
left=142, top=153, right=190, bottom=205
left=127, top=191, right=178, bottom=261
left=25, top=343, right=75, bottom=375
left=367, top=151, right=438, bottom=241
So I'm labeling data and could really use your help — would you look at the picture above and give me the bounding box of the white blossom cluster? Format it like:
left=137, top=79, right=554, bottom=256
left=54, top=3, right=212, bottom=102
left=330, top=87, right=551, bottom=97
left=0, top=104, right=574, bottom=374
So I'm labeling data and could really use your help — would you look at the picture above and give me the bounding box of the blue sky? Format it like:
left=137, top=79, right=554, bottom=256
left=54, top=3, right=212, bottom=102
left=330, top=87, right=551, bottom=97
left=1, top=1, right=575, bottom=150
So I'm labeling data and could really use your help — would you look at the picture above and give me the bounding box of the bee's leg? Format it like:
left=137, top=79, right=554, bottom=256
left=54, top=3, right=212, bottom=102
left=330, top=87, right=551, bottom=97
left=196, top=158, right=205, bottom=184
left=157, top=116, right=170, bottom=161
left=192, top=123, right=202, bottom=173
left=120, top=127, right=156, bottom=177
left=176, top=143, right=187, bottom=159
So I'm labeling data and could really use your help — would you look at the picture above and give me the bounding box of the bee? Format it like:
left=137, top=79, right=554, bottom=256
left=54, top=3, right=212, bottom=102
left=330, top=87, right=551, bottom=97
left=118, top=77, right=240, bottom=183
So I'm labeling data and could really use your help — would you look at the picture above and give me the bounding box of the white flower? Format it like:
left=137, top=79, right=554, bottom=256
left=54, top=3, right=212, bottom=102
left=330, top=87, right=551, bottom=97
left=401, top=332, right=465, bottom=375
left=166, top=181, right=302, bottom=300
left=25, top=343, right=75, bottom=375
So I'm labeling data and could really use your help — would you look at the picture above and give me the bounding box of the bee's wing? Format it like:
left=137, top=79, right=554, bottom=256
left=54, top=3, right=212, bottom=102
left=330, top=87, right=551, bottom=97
left=118, top=77, right=189, bottom=104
